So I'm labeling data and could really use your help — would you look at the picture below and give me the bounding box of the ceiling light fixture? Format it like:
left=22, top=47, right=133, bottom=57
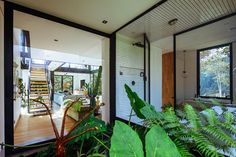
left=102, top=20, right=108, bottom=24
left=168, top=18, right=178, bottom=26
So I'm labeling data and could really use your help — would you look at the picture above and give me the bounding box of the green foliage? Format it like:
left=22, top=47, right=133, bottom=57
left=124, top=84, right=146, bottom=119
left=184, top=104, right=201, bottom=129
left=110, top=121, right=181, bottom=157
left=145, top=125, right=182, bottom=157
left=125, top=84, right=236, bottom=157
left=63, top=99, right=82, bottom=111
left=109, top=121, right=144, bottom=157
left=93, top=66, right=102, bottom=96
left=67, top=116, right=107, bottom=144
left=199, top=45, right=230, bottom=97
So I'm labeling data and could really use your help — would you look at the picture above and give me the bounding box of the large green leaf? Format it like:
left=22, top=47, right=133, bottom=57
left=109, top=121, right=144, bottom=157
left=125, top=84, right=146, bottom=119
left=145, top=125, right=182, bottom=157
left=140, top=105, right=163, bottom=120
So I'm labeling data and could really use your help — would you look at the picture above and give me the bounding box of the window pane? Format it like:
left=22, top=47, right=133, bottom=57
left=63, top=76, right=73, bottom=93
left=54, top=75, right=62, bottom=92
left=199, top=45, right=230, bottom=98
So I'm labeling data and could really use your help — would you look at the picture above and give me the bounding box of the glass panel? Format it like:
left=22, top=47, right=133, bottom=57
left=115, top=34, right=145, bottom=124
left=63, top=75, right=73, bottom=93
left=54, top=75, right=62, bottom=92
left=13, top=10, right=104, bottom=146
left=175, top=15, right=235, bottom=105
left=199, top=45, right=231, bottom=98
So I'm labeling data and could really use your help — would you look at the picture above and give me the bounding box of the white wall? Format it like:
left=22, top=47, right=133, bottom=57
left=176, top=51, right=197, bottom=103
left=0, top=1, right=4, bottom=145
left=101, top=38, right=110, bottom=123
left=116, top=34, right=144, bottom=123
left=116, top=34, right=163, bottom=123
left=150, top=45, right=162, bottom=111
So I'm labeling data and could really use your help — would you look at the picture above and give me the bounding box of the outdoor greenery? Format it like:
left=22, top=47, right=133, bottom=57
left=200, top=45, right=230, bottom=98
left=54, top=75, right=73, bottom=93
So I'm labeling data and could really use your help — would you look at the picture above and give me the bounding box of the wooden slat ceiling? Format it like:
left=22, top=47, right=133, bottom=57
left=118, top=0, right=236, bottom=42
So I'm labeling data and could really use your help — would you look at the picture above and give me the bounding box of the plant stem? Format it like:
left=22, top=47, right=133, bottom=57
left=128, top=109, right=133, bottom=126
left=92, top=136, right=109, bottom=150
left=79, top=140, right=84, bottom=155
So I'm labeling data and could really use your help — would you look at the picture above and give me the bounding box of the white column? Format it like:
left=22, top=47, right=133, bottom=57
left=0, top=1, right=5, bottom=147
left=101, top=38, right=110, bottom=123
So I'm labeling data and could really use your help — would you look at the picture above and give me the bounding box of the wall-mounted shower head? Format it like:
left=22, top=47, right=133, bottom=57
left=132, top=42, right=144, bottom=48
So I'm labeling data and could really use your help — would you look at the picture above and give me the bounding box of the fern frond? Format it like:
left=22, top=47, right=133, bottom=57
left=202, top=126, right=236, bottom=147
left=184, top=105, right=201, bottom=129
left=173, top=138, right=193, bottom=157
left=218, top=123, right=236, bottom=136
left=204, top=109, right=219, bottom=125
left=223, top=112, right=235, bottom=124
left=191, top=132, right=223, bottom=157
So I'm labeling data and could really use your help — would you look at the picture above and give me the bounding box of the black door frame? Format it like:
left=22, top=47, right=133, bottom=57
left=4, top=1, right=110, bottom=155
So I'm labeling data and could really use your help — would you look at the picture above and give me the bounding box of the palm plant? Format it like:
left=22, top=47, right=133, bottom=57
left=124, top=84, right=236, bottom=157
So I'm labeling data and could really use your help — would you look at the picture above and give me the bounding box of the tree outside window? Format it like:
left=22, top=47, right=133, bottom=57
left=199, top=44, right=231, bottom=98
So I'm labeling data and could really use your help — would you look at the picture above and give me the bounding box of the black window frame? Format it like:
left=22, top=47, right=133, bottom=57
left=197, top=43, right=233, bottom=100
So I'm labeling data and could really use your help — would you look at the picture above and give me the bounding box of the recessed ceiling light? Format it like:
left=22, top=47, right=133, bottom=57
left=54, top=39, right=59, bottom=42
left=168, top=18, right=178, bottom=26
left=102, top=20, right=108, bottom=24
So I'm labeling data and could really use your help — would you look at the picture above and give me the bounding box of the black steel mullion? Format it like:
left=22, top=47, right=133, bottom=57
left=4, top=2, right=14, bottom=155
left=144, top=34, right=146, bottom=101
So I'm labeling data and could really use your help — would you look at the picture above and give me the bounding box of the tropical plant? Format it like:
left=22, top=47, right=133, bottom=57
left=93, top=66, right=102, bottom=96
left=124, top=84, right=236, bottom=157
left=109, top=121, right=182, bottom=157
left=18, top=78, right=28, bottom=107
left=63, top=98, right=82, bottom=112
left=33, top=98, right=106, bottom=157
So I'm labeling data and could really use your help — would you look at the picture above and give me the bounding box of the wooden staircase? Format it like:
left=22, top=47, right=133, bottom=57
left=29, top=63, right=52, bottom=114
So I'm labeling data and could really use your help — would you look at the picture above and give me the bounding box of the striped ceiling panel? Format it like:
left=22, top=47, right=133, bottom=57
left=118, top=0, right=236, bottom=42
